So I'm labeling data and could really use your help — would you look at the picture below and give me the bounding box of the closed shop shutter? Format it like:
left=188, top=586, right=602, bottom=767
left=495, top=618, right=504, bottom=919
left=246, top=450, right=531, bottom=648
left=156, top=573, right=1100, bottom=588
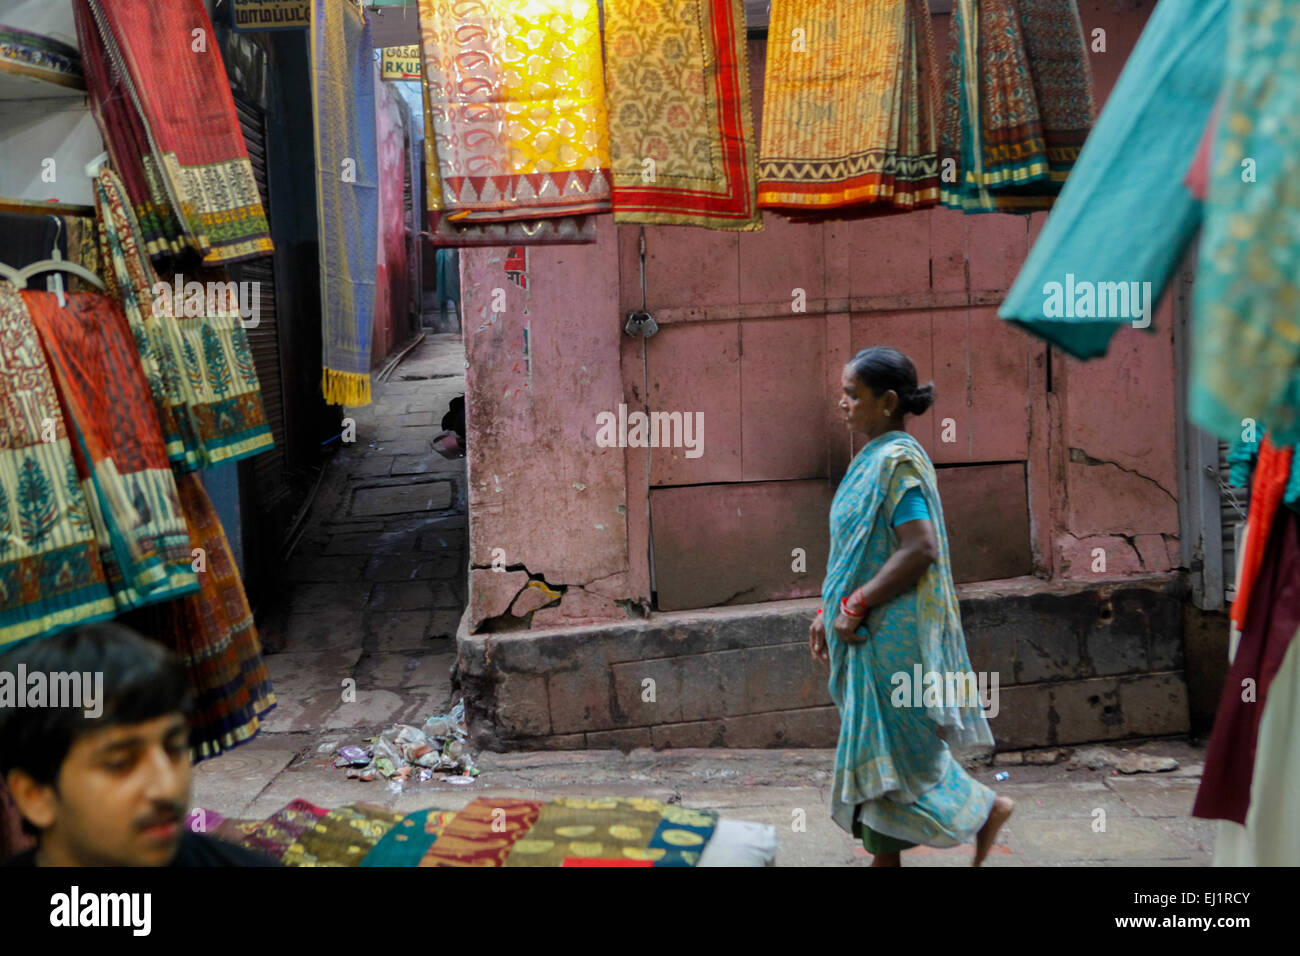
left=233, top=92, right=290, bottom=515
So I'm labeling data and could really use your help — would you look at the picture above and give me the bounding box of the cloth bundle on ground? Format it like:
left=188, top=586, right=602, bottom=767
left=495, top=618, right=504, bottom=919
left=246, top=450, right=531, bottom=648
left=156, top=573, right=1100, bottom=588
left=604, top=0, right=761, bottom=231
left=73, top=0, right=273, bottom=268
left=196, top=797, right=780, bottom=867
left=416, top=0, right=611, bottom=246
left=998, top=0, right=1228, bottom=358
left=940, top=0, right=1096, bottom=214
left=758, top=0, right=941, bottom=218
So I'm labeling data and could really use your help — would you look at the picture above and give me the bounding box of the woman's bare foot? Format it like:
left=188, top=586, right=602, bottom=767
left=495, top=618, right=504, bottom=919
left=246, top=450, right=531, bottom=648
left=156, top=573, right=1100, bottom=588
left=973, top=796, right=1014, bottom=866
left=869, top=851, right=901, bottom=867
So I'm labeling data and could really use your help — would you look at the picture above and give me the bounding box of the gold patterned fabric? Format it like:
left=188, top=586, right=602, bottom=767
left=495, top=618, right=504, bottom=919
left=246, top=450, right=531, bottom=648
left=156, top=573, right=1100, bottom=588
left=758, top=0, right=941, bottom=216
left=281, top=803, right=405, bottom=867
left=416, top=0, right=611, bottom=223
left=605, top=0, right=761, bottom=230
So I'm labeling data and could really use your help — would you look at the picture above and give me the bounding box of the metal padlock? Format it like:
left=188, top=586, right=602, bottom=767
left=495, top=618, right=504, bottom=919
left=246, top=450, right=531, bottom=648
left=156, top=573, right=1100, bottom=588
left=623, top=310, right=660, bottom=339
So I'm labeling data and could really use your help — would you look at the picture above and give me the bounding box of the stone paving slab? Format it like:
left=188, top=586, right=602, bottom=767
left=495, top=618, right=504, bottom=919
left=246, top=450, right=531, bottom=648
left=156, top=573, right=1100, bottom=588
left=351, top=480, right=453, bottom=516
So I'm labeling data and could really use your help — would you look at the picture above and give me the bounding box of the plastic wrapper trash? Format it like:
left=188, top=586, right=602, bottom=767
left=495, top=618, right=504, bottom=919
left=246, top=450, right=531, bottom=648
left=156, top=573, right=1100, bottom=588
left=341, top=700, right=477, bottom=786
left=333, top=745, right=370, bottom=768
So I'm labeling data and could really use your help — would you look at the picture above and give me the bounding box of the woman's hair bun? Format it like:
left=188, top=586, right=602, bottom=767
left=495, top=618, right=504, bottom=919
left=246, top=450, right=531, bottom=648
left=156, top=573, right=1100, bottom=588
left=907, top=382, right=935, bottom=416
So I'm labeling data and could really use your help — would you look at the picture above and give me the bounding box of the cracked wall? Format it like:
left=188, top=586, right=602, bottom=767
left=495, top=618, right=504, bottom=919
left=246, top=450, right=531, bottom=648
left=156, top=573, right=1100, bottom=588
left=462, top=227, right=645, bottom=633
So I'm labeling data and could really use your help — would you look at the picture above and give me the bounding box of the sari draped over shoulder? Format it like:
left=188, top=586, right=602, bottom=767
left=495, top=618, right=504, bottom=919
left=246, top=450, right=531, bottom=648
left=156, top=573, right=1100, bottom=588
left=822, top=430, right=995, bottom=845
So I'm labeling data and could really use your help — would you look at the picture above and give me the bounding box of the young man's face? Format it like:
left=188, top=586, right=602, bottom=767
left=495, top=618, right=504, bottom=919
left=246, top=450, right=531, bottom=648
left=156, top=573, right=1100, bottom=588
left=14, top=713, right=192, bottom=866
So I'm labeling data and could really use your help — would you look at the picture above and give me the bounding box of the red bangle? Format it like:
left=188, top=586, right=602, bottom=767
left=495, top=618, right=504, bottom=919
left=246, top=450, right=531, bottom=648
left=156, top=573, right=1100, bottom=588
left=816, top=608, right=823, bottom=615
left=841, top=595, right=866, bottom=618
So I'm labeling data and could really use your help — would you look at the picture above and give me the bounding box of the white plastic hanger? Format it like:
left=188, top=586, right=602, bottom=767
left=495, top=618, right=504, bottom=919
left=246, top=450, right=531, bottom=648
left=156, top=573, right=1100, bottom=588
left=84, top=152, right=109, bottom=179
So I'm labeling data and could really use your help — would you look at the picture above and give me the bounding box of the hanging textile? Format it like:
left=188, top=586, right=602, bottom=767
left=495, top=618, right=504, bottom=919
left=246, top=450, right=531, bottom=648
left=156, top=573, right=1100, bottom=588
left=72, top=0, right=273, bottom=268
left=23, top=291, right=197, bottom=613
left=0, top=286, right=115, bottom=649
left=93, top=168, right=275, bottom=468
left=1193, top=509, right=1300, bottom=826
left=1191, top=0, right=1300, bottom=447
left=418, top=70, right=597, bottom=246
left=416, top=0, right=613, bottom=225
left=1230, top=436, right=1294, bottom=634
left=939, top=0, right=1096, bottom=214
left=1209, top=626, right=1300, bottom=866
left=122, top=472, right=274, bottom=761
left=604, top=0, right=761, bottom=231
left=1184, top=100, right=1222, bottom=201
left=757, top=0, right=941, bottom=216
left=311, top=0, right=379, bottom=407
left=998, top=0, right=1228, bottom=359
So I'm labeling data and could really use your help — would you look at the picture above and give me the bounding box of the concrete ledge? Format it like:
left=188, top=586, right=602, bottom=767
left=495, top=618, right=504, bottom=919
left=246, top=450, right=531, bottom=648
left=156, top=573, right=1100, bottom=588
left=456, top=574, right=1191, bottom=751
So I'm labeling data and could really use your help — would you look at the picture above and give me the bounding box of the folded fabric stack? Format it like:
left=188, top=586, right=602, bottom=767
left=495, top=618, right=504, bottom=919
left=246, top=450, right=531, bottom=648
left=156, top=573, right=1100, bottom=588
left=940, top=0, right=1096, bottom=214
left=0, top=25, right=83, bottom=88
left=758, top=0, right=942, bottom=220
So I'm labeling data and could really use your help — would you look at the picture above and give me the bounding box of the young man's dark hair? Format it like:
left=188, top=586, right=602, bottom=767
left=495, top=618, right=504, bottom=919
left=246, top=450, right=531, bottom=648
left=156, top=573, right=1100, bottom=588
left=0, top=622, right=275, bottom=866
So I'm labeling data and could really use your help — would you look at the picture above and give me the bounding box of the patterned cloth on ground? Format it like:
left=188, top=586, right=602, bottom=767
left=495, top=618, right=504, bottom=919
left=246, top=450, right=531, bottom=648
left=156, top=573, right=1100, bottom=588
left=0, top=286, right=115, bottom=648
left=209, top=800, right=329, bottom=860
left=93, top=168, right=274, bottom=469
left=73, top=0, right=273, bottom=267
left=757, top=0, right=941, bottom=216
left=939, top=0, right=1095, bottom=213
left=998, top=0, right=1228, bottom=359
left=122, top=472, right=275, bottom=760
left=360, top=808, right=457, bottom=867
left=311, top=0, right=378, bottom=406
left=1191, top=0, right=1300, bottom=446
left=605, top=0, right=761, bottom=230
left=23, top=290, right=196, bottom=614
left=281, top=803, right=405, bottom=867
left=416, top=0, right=612, bottom=225
left=420, top=797, right=719, bottom=867
left=822, top=430, right=994, bottom=846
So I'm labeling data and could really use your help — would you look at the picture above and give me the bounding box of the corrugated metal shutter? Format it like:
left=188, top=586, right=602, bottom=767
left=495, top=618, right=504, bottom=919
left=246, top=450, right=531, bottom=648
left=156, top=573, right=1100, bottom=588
left=1218, top=439, right=1248, bottom=602
left=233, top=93, right=290, bottom=513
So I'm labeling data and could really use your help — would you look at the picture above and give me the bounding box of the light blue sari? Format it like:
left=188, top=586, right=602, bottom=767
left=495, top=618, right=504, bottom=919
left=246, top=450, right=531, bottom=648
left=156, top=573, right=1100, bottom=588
left=823, top=431, right=995, bottom=846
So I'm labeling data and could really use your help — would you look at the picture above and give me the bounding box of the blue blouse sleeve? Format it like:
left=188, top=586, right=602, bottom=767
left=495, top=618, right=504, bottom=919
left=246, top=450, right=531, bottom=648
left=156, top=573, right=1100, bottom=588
left=890, top=486, right=930, bottom=527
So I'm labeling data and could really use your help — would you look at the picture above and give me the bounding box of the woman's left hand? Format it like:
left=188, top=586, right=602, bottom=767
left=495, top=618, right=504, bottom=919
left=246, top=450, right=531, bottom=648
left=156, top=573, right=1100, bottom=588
left=833, top=610, right=868, bottom=644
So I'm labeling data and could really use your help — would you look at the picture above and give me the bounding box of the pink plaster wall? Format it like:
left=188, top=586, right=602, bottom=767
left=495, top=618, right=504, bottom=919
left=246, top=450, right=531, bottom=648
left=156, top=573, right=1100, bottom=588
left=370, top=72, right=413, bottom=367
left=460, top=1, right=1173, bottom=627
left=463, top=228, right=636, bottom=628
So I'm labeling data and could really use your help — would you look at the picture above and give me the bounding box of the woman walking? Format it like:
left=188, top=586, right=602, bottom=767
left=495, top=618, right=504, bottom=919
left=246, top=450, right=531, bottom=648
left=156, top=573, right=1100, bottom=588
left=809, top=346, right=1014, bottom=866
